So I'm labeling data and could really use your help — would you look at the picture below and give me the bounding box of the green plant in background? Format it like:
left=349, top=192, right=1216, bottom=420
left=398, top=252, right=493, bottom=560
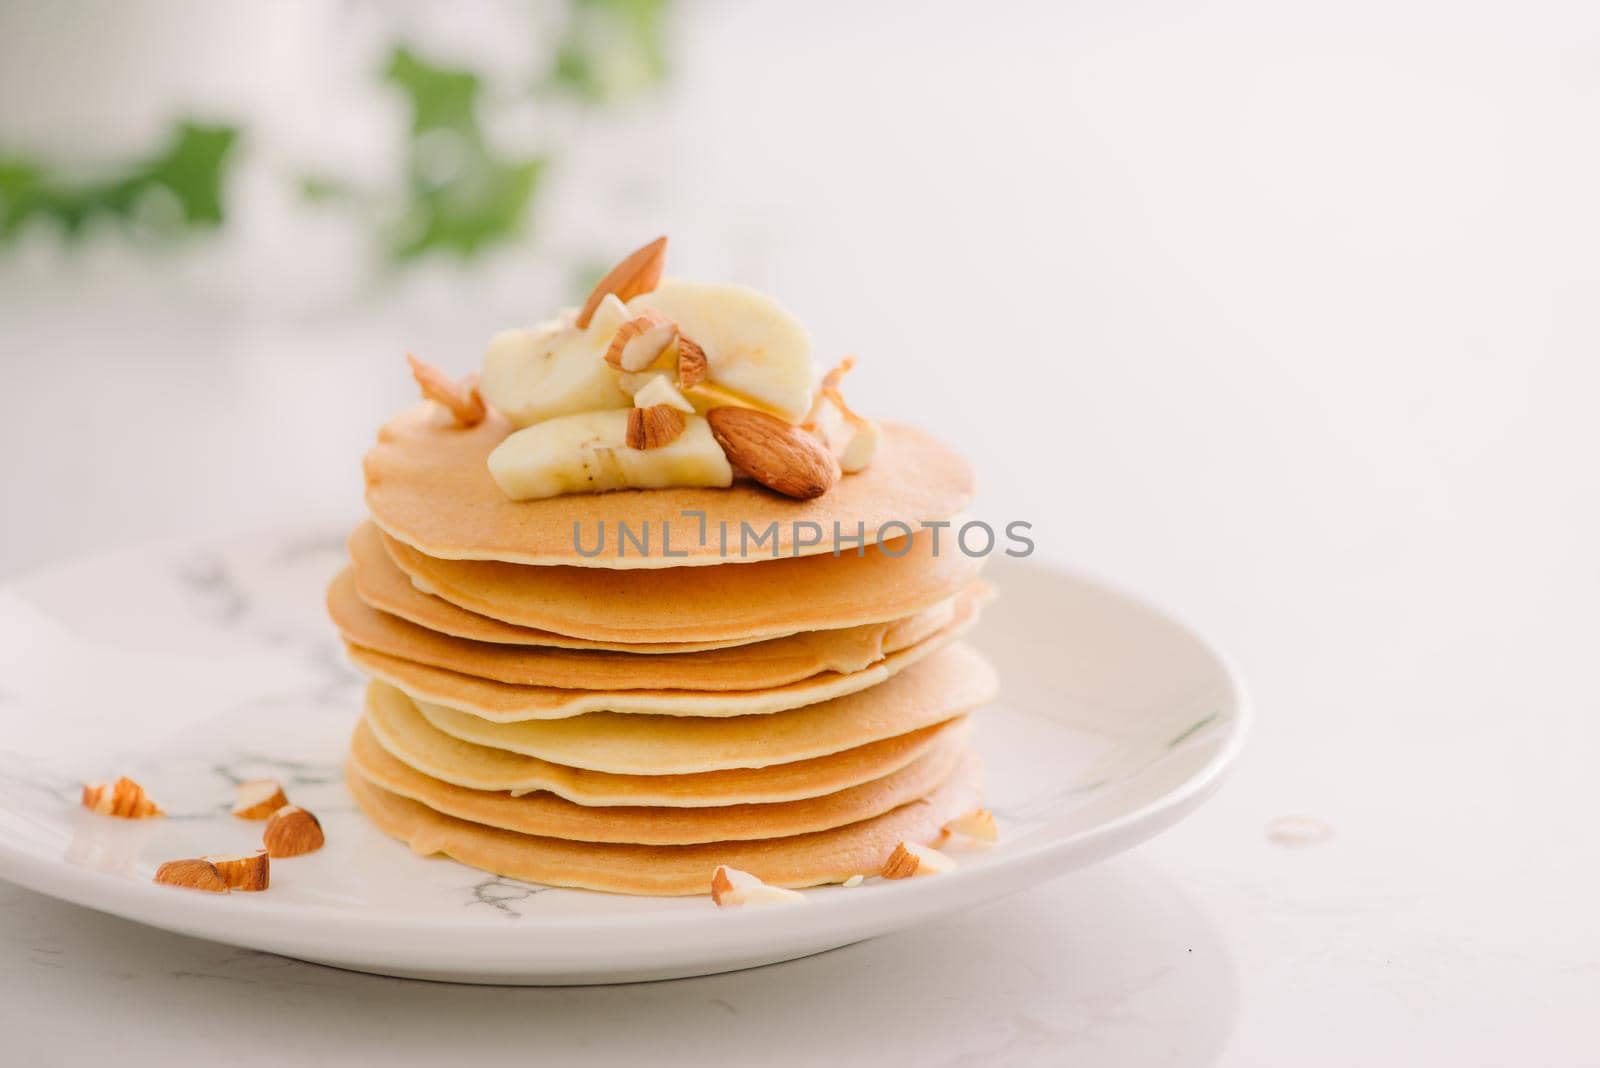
left=0, top=0, right=669, bottom=262
left=0, top=122, right=239, bottom=243
left=383, top=47, right=545, bottom=261
left=549, top=0, right=669, bottom=104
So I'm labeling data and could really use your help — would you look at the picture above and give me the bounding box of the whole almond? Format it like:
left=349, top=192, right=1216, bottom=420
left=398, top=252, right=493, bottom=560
left=627, top=404, right=687, bottom=450
left=263, top=805, right=325, bottom=858
left=576, top=236, right=668, bottom=328
left=706, top=407, right=840, bottom=500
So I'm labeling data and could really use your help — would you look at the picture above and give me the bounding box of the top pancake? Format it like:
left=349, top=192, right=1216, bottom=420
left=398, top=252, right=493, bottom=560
left=364, top=404, right=974, bottom=567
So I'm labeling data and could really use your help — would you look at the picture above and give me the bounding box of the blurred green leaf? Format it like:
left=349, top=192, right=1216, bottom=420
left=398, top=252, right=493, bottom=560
left=550, top=0, right=669, bottom=104
left=0, top=121, right=239, bottom=243
left=382, top=46, right=545, bottom=260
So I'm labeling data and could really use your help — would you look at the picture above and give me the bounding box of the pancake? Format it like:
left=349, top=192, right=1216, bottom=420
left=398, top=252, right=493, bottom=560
left=348, top=521, right=755, bottom=653
left=330, top=565, right=969, bottom=691
left=378, top=522, right=983, bottom=643
left=364, top=403, right=975, bottom=568
left=343, top=590, right=979, bottom=721
left=346, top=752, right=983, bottom=895
left=416, top=642, right=997, bottom=774
left=349, top=717, right=965, bottom=845
left=363, top=680, right=969, bottom=806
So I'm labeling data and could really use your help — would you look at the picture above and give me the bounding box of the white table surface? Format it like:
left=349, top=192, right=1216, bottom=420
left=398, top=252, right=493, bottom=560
left=2, top=2, right=1597, bottom=1063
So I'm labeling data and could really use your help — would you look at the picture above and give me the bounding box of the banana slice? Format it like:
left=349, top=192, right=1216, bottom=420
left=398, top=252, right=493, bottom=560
left=487, top=409, right=733, bottom=500
left=629, top=281, right=815, bottom=423
left=479, top=296, right=632, bottom=427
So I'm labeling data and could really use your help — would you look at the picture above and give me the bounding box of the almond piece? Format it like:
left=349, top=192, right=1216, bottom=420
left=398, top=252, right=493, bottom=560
left=154, top=858, right=229, bottom=893
left=231, top=779, right=288, bottom=820
left=604, top=309, right=679, bottom=372
left=627, top=404, right=687, bottom=450
left=676, top=334, right=708, bottom=388
left=706, top=406, right=840, bottom=500
left=263, top=805, right=324, bottom=858
left=942, top=808, right=998, bottom=844
left=206, top=850, right=270, bottom=891
left=576, top=236, right=668, bottom=329
left=710, top=865, right=806, bottom=907
left=881, top=840, right=958, bottom=879
left=81, top=776, right=163, bottom=819
left=407, top=353, right=486, bottom=427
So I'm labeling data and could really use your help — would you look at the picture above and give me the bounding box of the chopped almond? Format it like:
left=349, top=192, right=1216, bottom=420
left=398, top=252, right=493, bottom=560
left=81, top=776, right=163, bottom=819
left=710, top=865, right=806, bottom=907
left=154, top=858, right=229, bottom=893
left=880, top=840, right=958, bottom=880
left=263, top=805, right=324, bottom=858
left=231, top=779, right=288, bottom=820
left=206, top=850, right=270, bottom=891
left=942, top=808, right=998, bottom=844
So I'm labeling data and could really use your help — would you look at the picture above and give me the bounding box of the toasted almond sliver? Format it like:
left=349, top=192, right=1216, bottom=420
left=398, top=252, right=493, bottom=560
left=577, top=236, right=668, bottom=329
left=231, top=779, right=288, bottom=820
left=263, top=805, right=324, bottom=858
left=407, top=353, right=486, bottom=427
left=154, top=858, right=229, bottom=893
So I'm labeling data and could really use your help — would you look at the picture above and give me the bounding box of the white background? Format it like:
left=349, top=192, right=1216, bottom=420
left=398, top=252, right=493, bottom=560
left=2, top=1, right=1597, bottom=1064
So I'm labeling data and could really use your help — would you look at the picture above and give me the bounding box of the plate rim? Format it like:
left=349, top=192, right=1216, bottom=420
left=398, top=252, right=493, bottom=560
left=0, top=546, right=1250, bottom=961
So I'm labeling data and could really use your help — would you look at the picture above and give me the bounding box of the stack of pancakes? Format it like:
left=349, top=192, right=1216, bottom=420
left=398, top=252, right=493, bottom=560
left=331, top=404, right=996, bottom=895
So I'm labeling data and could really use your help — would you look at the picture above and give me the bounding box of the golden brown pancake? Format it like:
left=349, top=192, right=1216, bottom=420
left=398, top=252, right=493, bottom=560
left=364, top=680, right=968, bottom=807
left=346, top=752, right=983, bottom=895
left=378, top=522, right=983, bottom=643
left=330, top=565, right=967, bottom=691
left=349, top=717, right=964, bottom=845
left=415, top=643, right=996, bottom=774
left=343, top=591, right=979, bottom=721
left=364, top=403, right=974, bottom=568
left=347, top=522, right=755, bottom=652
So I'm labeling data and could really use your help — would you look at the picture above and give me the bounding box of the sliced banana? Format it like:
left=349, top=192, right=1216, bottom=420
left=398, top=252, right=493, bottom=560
left=479, top=295, right=632, bottom=427
left=629, top=281, right=815, bottom=423
left=487, top=409, right=733, bottom=500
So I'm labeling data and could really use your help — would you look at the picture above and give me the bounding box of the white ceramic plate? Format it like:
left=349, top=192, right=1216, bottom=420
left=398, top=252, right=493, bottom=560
left=0, top=528, right=1247, bottom=985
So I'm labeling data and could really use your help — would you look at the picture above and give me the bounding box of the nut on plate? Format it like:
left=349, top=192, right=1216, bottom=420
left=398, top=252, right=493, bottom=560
left=153, top=858, right=229, bottom=893
left=206, top=850, right=271, bottom=891
left=263, top=805, right=325, bottom=858
left=81, top=776, right=162, bottom=819
left=880, top=840, right=958, bottom=879
left=942, top=808, right=998, bottom=844
left=231, top=778, right=288, bottom=820
left=710, top=865, right=807, bottom=907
